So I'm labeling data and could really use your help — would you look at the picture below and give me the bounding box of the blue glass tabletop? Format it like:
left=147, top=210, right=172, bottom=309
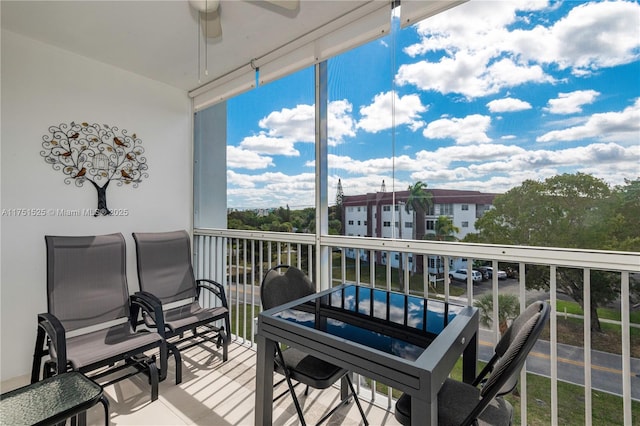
left=272, top=285, right=464, bottom=361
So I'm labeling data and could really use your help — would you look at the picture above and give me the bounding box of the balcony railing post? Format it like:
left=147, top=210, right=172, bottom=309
left=193, top=228, right=639, bottom=424
left=584, top=268, right=593, bottom=426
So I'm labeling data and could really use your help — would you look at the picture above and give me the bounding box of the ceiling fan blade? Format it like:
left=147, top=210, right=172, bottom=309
left=200, top=10, right=222, bottom=39
left=265, top=0, right=299, bottom=11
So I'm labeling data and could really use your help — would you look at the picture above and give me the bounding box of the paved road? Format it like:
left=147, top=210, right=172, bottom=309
left=478, top=328, right=640, bottom=401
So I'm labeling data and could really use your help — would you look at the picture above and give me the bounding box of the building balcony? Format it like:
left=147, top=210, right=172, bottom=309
left=1, top=228, right=638, bottom=425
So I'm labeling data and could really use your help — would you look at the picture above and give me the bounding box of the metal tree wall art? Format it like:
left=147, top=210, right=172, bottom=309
left=41, top=122, right=148, bottom=216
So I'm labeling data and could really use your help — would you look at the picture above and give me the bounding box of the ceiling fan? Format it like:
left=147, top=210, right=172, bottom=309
left=188, top=0, right=299, bottom=39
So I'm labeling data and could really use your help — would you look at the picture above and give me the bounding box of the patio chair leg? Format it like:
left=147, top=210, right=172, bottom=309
left=77, top=410, right=87, bottom=426
left=276, top=346, right=307, bottom=426
left=148, top=359, right=159, bottom=402
left=31, top=327, right=46, bottom=383
left=44, top=360, right=57, bottom=379
left=167, top=343, right=182, bottom=384
left=345, top=374, right=368, bottom=426
left=315, top=374, right=368, bottom=426
left=157, top=341, right=169, bottom=383
left=100, top=395, right=110, bottom=426
left=221, top=330, right=228, bottom=362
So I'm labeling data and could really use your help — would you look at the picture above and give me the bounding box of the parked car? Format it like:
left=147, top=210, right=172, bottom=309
left=485, top=266, right=507, bottom=280
left=475, top=266, right=490, bottom=281
left=449, top=269, right=483, bottom=283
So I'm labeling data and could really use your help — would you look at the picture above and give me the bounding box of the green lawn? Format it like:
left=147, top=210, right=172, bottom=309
left=556, top=299, right=640, bottom=325
left=448, top=361, right=640, bottom=425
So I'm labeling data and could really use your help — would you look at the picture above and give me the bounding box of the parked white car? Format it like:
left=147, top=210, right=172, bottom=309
left=449, top=269, right=483, bottom=283
left=485, top=267, right=507, bottom=280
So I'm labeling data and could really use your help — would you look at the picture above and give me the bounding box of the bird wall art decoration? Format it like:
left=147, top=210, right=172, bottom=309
left=41, top=122, right=149, bottom=216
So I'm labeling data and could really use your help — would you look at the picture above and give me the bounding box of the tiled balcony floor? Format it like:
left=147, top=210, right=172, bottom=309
left=3, top=340, right=400, bottom=425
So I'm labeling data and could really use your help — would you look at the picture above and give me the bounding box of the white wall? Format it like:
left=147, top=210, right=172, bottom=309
left=0, top=30, right=193, bottom=381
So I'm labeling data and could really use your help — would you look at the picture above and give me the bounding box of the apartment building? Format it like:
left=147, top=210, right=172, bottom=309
left=342, top=188, right=497, bottom=273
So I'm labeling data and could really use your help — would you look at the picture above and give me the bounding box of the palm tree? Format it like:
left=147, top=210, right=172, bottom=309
left=474, top=293, right=520, bottom=334
left=434, top=215, right=459, bottom=241
left=405, top=181, right=433, bottom=273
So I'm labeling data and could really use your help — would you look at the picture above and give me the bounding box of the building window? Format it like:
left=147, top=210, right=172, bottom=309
left=462, top=221, right=469, bottom=228
left=383, top=221, right=391, bottom=227
left=440, top=204, right=453, bottom=215
left=462, top=204, right=469, bottom=211
left=405, top=222, right=413, bottom=228
left=383, top=205, right=391, bottom=211
left=364, top=221, right=367, bottom=226
left=357, top=206, right=361, bottom=212
left=357, top=220, right=361, bottom=225
left=348, top=220, right=354, bottom=225
left=426, top=220, right=435, bottom=230
left=394, top=205, right=399, bottom=211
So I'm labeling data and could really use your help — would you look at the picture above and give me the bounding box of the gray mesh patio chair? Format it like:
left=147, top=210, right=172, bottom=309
left=131, top=230, right=230, bottom=384
left=394, top=300, right=550, bottom=426
left=31, top=233, right=166, bottom=403
left=260, top=265, right=368, bottom=426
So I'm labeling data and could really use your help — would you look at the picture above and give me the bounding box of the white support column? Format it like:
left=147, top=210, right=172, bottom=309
left=315, top=61, right=330, bottom=290
left=621, top=271, right=632, bottom=425
left=550, top=265, right=558, bottom=425
left=583, top=268, right=592, bottom=426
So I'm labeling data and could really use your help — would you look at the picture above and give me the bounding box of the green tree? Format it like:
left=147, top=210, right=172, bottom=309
left=474, top=293, right=520, bottom=334
left=468, top=172, right=634, bottom=331
left=596, top=178, right=640, bottom=251
left=405, top=181, right=433, bottom=241
left=406, top=181, right=433, bottom=273
left=434, top=215, right=459, bottom=241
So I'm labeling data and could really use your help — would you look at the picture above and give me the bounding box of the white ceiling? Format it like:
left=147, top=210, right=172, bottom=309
left=1, top=1, right=381, bottom=92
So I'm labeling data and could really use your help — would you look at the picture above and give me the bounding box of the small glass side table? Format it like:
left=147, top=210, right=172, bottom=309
left=0, top=371, right=109, bottom=426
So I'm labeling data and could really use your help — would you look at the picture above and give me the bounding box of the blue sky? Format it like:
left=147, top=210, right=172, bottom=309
left=227, top=0, right=640, bottom=209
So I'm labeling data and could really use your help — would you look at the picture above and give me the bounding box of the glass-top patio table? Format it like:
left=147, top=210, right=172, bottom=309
left=255, top=284, right=479, bottom=426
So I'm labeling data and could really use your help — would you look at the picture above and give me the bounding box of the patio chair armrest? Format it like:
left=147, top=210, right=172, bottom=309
left=195, top=279, right=229, bottom=308
left=130, top=292, right=167, bottom=336
left=36, top=313, right=68, bottom=375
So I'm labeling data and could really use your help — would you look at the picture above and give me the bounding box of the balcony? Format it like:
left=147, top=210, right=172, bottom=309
left=190, top=228, right=638, bottom=425
left=2, top=228, right=637, bottom=425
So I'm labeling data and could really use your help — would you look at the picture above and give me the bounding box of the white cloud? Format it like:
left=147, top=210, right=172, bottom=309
left=537, top=98, right=640, bottom=143
left=259, top=104, right=315, bottom=143
left=257, top=100, right=356, bottom=147
left=512, top=1, right=640, bottom=74
left=544, top=90, right=600, bottom=114
left=227, top=171, right=317, bottom=208
left=487, top=97, right=532, bottom=113
left=405, top=142, right=639, bottom=192
left=230, top=140, right=639, bottom=208
left=423, top=114, right=492, bottom=144
left=357, top=91, right=427, bottom=133
left=239, top=133, right=299, bottom=156
left=327, top=153, right=425, bottom=175
left=328, top=100, right=357, bottom=145
left=397, top=1, right=639, bottom=98
left=227, top=146, right=274, bottom=170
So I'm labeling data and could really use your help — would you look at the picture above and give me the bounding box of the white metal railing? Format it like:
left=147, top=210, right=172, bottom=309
left=193, top=227, right=639, bottom=425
